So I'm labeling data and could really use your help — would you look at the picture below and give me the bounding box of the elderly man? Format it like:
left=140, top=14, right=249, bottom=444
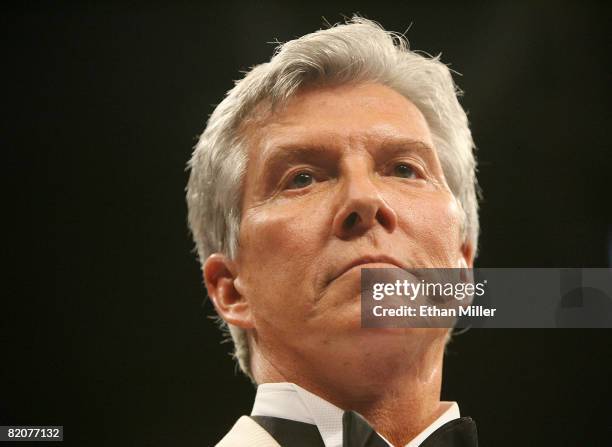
left=187, top=17, right=479, bottom=447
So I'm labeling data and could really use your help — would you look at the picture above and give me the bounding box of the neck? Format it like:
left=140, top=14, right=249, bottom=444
left=252, top=329, right=449, bottom=446
left=339, top=371, right=446, bottom=446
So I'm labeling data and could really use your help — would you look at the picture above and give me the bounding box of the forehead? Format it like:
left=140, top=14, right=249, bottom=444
left=244, top=83, right=434, bottom=163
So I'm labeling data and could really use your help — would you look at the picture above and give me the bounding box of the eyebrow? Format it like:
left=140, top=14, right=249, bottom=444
left=373, top=138, right=437, bottom=164
left=262, top=137, right=435, bottom=170
left=260, top=144, right=339, bottom=176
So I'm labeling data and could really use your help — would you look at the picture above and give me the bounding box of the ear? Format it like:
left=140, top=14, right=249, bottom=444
left=458, top=241, right=475, bottom=269
left=203, top=253, right=254, bottom=329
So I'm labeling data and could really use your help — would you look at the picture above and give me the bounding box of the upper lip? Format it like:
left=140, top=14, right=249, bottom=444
left=330, top=255, right=407, bottom=283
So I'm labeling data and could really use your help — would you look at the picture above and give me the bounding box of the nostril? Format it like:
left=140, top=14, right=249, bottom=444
left=344, top=212, right=360, bottom=229
left=375, top=209, right=388, bottom=228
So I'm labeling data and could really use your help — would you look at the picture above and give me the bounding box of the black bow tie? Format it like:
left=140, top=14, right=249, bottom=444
left=342, top=410, right=388, bottom=447
left=343, top=410, right=478, bottom=447
left=251, top=411, right=478, bottom=447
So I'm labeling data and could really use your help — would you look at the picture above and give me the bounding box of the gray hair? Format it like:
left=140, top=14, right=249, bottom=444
left=186, top=17, right=479, bottom=381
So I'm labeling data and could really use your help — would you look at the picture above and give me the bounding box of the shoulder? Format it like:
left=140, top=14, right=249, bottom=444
left=215, top=416, right=281, bottom=447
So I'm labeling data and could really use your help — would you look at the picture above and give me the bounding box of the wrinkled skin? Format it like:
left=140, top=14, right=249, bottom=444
left=204, top=82, right=474, bottom=443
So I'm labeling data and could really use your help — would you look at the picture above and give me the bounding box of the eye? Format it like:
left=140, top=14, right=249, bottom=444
left=393, top=163, right=417, bottom=179
left=287, top=171, right=315, bottom=189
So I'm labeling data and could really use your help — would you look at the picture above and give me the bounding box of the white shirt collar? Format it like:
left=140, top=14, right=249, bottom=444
left=251, top=382, right=460, bottom=447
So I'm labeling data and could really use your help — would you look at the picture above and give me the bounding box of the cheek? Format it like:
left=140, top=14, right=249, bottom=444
left=241, top=204, right=323, bottom=264
left=395, top=192, right=464, bottom=264
left=236, top=202, right=328, bottom=321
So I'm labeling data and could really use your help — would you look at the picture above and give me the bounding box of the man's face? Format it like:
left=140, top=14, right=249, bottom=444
left=230, top=83, right=472, bottom=377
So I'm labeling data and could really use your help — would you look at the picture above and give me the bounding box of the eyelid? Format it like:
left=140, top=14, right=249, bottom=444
left=280, top=166, right=320, bottom=191
left=385, top=158, right=427, bottom=178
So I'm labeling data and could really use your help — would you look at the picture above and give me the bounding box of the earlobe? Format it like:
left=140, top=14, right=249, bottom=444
left=459, top=241, right=475, bottom=269
left=203, top=253, right=254, bottom=329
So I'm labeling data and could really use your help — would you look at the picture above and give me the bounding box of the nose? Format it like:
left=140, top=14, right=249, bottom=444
left=331, top=171, right=398, bottom=239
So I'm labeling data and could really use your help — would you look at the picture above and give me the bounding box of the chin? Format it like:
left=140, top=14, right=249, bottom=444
left=353, top=326, right=443, bottom=341
left=334, top=326, right=449, bottom=359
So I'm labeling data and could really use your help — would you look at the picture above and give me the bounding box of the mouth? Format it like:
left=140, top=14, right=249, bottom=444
left=329, top=255, right=407, bottom=284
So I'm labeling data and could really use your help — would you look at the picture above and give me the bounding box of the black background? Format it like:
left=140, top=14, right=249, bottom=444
left=3, top=1, right=611, bottom=446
